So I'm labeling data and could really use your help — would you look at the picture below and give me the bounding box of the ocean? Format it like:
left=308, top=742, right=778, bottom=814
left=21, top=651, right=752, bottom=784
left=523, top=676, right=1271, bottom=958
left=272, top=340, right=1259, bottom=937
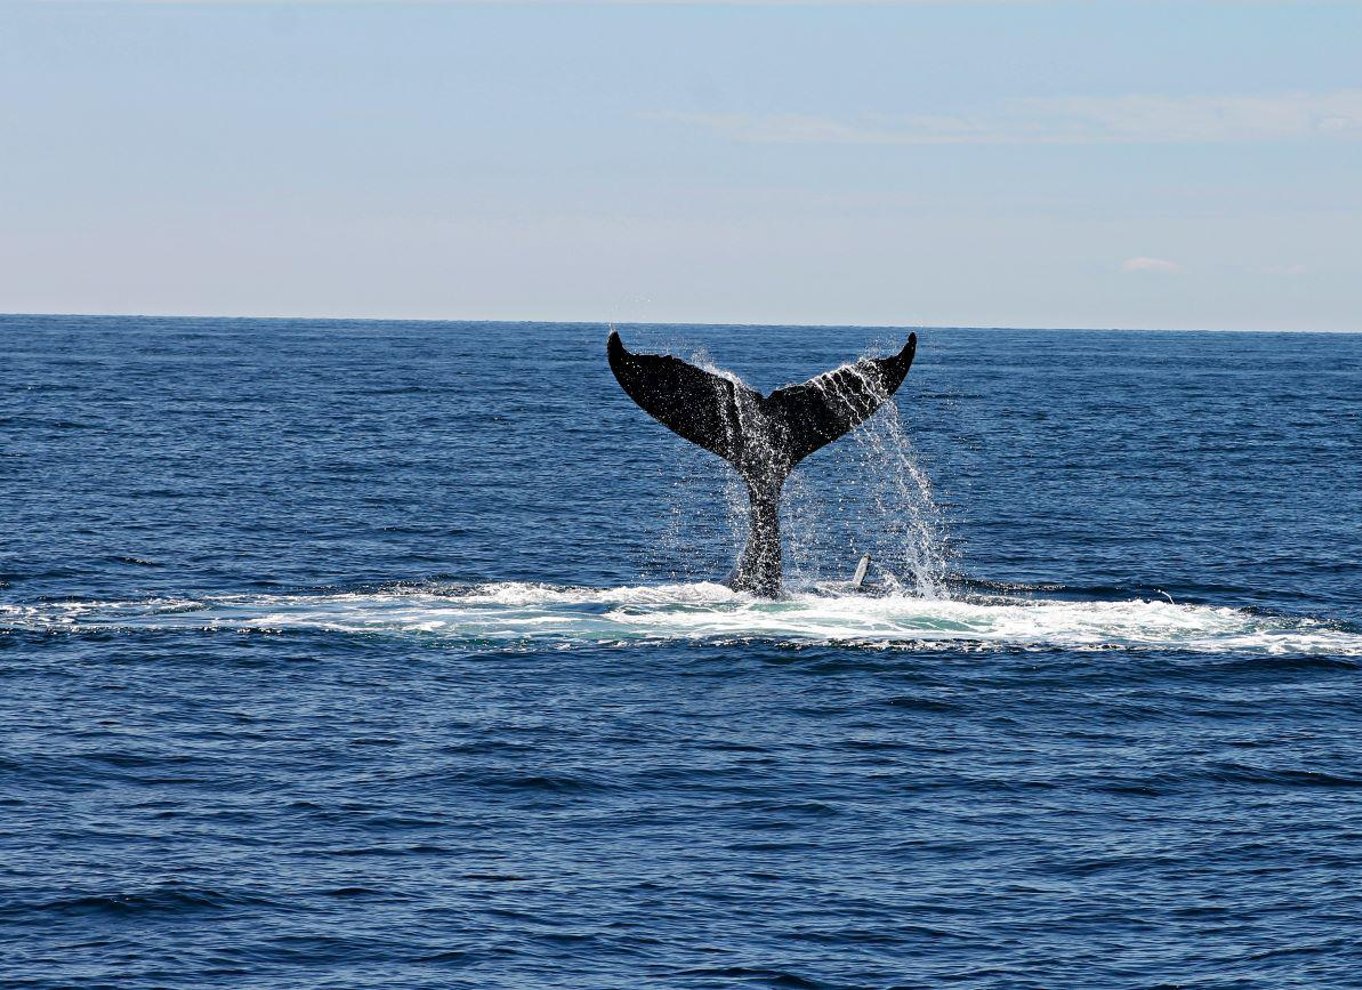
left=3, top=315, right=1361, bottom=988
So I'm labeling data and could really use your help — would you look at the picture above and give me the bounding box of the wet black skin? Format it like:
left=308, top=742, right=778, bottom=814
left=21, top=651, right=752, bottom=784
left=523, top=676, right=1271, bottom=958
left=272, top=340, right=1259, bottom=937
left=607, top=330, right=917, bottom=597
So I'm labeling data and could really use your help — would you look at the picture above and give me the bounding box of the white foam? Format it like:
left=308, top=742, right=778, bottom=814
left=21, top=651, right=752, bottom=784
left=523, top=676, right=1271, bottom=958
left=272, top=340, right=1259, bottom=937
left=3, top=583, right=1359, bottom=655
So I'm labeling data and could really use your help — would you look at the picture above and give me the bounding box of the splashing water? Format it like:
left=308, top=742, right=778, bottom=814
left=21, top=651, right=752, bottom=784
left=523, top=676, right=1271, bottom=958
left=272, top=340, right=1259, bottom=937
left=651, top=343, right=948, bottom=594
left=770, top=344, right=949, bottom=596
left=5, top=583, right=1359, bottom=655
left=786, top=380, right=948, bottom=598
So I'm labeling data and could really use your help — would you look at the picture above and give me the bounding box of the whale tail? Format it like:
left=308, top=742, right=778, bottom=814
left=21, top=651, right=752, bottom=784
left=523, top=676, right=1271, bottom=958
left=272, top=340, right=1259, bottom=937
left=607, top=330, right=917, bottom=596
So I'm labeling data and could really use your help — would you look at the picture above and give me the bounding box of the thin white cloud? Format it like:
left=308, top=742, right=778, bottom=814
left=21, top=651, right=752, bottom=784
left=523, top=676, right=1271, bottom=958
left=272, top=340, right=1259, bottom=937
left=40, top=1, right=1065, bottom=5
left=658, top=91, right=1362, bottom=145
left=1121, top=257, right=1182, bottom=274
left=39, top=0, right=1357, bottom=5
left=42, top=1, right=1349, bottom=6
left=1261, top=263, right=1309, bottom=276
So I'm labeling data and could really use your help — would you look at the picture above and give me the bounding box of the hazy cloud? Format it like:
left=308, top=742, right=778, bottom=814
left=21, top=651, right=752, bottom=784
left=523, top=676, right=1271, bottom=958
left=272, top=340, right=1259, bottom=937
left=51, top=1, right=1096, bottom=5
left=659, top=91, right=1362, bottom=145
left=1121, top=257, right=1182, bottom=274
left=51, top=1, right=1063, bottom=5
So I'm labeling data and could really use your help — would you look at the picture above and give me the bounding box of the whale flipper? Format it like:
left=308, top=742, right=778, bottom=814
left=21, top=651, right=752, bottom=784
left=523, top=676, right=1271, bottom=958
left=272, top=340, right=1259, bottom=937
left=607, top=330, right=917, bottom=597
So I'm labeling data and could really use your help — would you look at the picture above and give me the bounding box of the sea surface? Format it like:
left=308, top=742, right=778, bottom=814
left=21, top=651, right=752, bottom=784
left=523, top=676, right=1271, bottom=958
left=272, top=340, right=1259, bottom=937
left=3, top=315, right=1361, bottom=989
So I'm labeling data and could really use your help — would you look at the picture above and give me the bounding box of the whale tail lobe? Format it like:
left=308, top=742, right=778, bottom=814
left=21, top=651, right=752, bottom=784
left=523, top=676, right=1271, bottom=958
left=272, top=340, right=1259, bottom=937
left=606, top=331, right=916, bottom=482
left=607, top=330, right=917, bottom=596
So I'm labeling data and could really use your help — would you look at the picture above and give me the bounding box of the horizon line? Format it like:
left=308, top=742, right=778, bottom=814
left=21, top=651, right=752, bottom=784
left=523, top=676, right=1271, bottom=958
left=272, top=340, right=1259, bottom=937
left=2, top=310, right=1359, bottom=335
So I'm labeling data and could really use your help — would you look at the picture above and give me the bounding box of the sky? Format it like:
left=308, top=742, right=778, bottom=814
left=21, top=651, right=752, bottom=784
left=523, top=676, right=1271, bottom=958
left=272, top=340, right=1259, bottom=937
left=1, top=1, right=1360, bottom=331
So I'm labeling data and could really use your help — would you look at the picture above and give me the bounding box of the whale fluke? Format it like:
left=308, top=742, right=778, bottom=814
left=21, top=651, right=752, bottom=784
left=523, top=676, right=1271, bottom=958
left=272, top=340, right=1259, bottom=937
left=607, top=330, right=917, bottom=597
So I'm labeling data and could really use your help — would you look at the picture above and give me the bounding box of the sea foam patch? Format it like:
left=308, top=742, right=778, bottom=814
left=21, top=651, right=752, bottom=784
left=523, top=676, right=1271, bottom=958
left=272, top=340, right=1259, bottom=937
left=3, top=583, right=1359, bottom=656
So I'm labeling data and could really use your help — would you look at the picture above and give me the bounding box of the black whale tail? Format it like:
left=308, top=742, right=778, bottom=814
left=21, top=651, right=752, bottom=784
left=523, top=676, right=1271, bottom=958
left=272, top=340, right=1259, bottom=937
left=607, top=330, right=917, bottom=597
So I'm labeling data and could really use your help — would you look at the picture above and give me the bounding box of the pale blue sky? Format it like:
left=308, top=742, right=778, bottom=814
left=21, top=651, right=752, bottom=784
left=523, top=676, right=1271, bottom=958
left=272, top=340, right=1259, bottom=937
left=2, top=1, right=1359, bottom=330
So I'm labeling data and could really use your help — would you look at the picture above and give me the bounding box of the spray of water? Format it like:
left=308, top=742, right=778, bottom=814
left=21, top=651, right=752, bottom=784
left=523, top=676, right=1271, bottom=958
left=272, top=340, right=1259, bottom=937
left=651, top=341, right=949, bottom=597
left=782, top=352, right=948, bottom=597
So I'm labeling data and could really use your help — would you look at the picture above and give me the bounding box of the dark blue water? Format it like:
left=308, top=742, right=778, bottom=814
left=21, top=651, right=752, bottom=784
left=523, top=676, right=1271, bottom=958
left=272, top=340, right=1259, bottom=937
left=3, top=315, right=1361, bottom=989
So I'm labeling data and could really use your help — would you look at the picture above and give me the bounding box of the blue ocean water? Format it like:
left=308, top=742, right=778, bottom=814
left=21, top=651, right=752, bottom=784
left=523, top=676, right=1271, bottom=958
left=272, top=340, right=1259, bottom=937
left=3, top=314, right=1361, bottom=989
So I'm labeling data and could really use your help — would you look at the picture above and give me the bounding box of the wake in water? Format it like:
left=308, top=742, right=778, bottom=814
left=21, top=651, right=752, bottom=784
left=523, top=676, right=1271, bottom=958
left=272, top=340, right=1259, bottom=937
left=5, top=582, right=1360, bottom=655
